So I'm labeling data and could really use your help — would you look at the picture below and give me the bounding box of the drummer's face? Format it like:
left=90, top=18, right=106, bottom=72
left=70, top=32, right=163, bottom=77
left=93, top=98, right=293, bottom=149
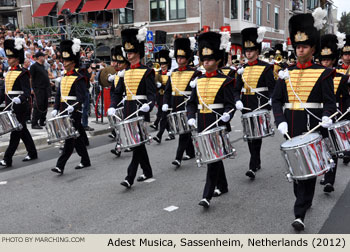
left=321, top=59, right=334, bottom=68
left=296, top=45, right=314, bottom=63
left=160, top=63, right=168, bottom=72
left=203, top=59, right=218, bottom=72
left=63, top=60, right=75, bottom=71
left=176, top=56, right=188, bottom=67
left=117, top=62, right=127, bottom=70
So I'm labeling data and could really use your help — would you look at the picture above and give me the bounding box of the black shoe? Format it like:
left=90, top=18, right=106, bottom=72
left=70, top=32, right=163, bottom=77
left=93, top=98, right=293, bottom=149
left=75, top=163, right=91, bottom=170
left=136, top=174, right=152, bottom=182
left=84, top=126, right=95, bottom=131
left=182, top=154, right=194, bottom=161
left=124, top=148, right=132, bottom=152
left=153, top=136, right=161, bottom=144
left=32, top=125, right=43, bottom=130
left=165, top=135, right=175, bottom=141
left=198, top=199, right=210, bottom=208
left=150, top=124, right=158, bottom=130
left=324, top=183, right=335, bottom=193
left=343, top=157, right=350, bottom=165
left=256, top=165, right=261, bottom=171
left=291, top=218, right=305, bottom=231
left=120, top=180, right=131, bottom=188
left=213, top=189, right=228, bottom=197
left=39, top=122, right=46, bottom=127
left=320, top=178, right=326, bottom=185
left=26, top=120, right=31, bottom=124
left=0, top=160, right=11, bottom=167
left=245, top=169, right=256, bottom=179
left=172, top=160, right=181, bottom=168
left=111, top=149, right=121, bottom=157
left=22, top=155, right=38, bottom=162
left=108, top=134, right=115, bottom=139
left=51, top=167, right=63, bottom=174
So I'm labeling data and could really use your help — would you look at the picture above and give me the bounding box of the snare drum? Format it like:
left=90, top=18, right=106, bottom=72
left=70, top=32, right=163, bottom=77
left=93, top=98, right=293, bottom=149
left=45, top=115, right=79, bottom=144
left=192, top=126, right=236, bottom=167
left=241, top=109, right=274, bottom=141
left=280, top=133, right=334, bottom=181
left=167, top=110, right=192, bottom=135
left=0, top=110, right=23, bottom=136
left=115, top=116, right=151, bottom=149
left=108, top=107, right=124, bottom=129
left=326, top=120, right=350, bottom=157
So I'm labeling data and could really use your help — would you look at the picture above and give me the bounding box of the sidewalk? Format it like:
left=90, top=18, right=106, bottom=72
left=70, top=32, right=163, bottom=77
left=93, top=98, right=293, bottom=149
left=0, top=107, right=113, bottom=156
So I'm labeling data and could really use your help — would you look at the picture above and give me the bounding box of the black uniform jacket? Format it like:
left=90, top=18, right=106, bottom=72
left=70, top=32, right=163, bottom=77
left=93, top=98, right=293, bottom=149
left=187, top=70, right=235, bottom=132
left=272, top=61, right=337, bottom=137
left=163, top=65, right=201, bottom=112
left=0, top=65, right=31, bottom=115
left=54, top=69, right=87, bottom=113
left=110, top=63, right=156, bottom=122
left=334, top=66, right=350, bottom=115
left=220, top=66, right=237, bottom=79
left=233, top=59, right=275, bottom=113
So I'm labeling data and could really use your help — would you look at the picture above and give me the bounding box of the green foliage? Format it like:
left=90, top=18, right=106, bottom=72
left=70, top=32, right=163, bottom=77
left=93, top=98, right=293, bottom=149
left=338, top=12, right=350, bottom=34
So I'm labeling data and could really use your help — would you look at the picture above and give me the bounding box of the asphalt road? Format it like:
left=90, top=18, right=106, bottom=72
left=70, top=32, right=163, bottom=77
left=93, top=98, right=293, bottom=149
left=1, top=115, right=350, bottom=234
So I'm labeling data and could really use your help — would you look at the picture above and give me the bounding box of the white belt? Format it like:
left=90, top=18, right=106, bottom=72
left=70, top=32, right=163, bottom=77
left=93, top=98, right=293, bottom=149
left=241, top=87, right=268, bottom=93
left=7, top=91, right=24, bottom=95
left=131, top=95, right=147, bottom=100
left=62, top=96, right=77, bottom=101
left=172, top=91, right=192, bottom=96
left=198, top=104, right=224, bottom=110
left=284, top=103, right=323, bottom=109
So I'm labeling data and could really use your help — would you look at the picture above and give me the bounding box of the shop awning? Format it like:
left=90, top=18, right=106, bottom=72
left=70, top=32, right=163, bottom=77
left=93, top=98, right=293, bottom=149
left=58, top=0, right=83, bottom=15
left=32, top=2, right=57, bottom=17
left=106, top=0, right=129, bottom=10
left=80, top=0, right=110, bottom=13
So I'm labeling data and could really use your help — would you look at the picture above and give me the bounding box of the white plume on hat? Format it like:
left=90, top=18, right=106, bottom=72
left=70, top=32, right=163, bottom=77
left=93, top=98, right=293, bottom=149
left=72, top=38, right=81, bottom=55
left=136, top=27, right=148, bottom=42
left=312, top=7, right=327, bottom=31
left=14, top=38, right=25, bottom=50
left=169, top=49, right=174, bottom=58
left=283, top=42, right=287, bottom=51
left=219, top=31, right=231, bottom=52
left=121, top=47, right=126, bottom=58
left=257, top=27, right=266, bottom=43
left=189, top=37, right=196, bottom=51
left=336, top=32, right=346, bottom=49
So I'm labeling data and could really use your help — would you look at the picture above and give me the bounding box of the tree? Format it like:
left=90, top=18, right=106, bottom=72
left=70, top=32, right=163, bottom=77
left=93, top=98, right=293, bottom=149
left=338, top=12, right=350, bottom=34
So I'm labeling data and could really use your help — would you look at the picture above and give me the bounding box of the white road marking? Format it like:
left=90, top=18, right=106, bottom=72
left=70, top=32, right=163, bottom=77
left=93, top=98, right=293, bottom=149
left=234, top=130, right=242, bottom=132
left=164, top=206, right=178, bottom=212
left=144, top=178, right=156, bottom=183
left=0, top=181, right=8, bottom=185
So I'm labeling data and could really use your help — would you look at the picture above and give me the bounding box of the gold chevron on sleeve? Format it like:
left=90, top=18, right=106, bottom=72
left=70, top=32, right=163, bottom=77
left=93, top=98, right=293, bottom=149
left=60, top=76, right=78, bottom=102
left=5, top=70, right=21, bottom=93
left=171, top=71, right=195, bottom=95
left=221, top=69, right=231, bottom=76
left=197, top=77, right=226, bottom=113
left=159, top=75, right=169, bottom=95
left=114, top=75, right=120, bottom=88
left=124, top=69, right=147, bottom=100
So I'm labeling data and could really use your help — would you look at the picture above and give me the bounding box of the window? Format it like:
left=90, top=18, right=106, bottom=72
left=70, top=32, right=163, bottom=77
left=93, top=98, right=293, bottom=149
left=242, top=0, right=252, bottom=21
left=307, top=0, right=319, bottom=10
left=267, top=3, right=270, bottom=21
left=119, top=0, right=134, bottom=24
left=274, top=7, right=279, bottom=30
left=231, top=0, right=238, bottom=19
left=169, top=0, right=186, bottom=20
left=292, top=0, right=303, bottom=11
left=44, top=5, right=57, bottom=27
left=150, top=0, right=166, bottom=22
left=256, top=0, right=262, bottom=26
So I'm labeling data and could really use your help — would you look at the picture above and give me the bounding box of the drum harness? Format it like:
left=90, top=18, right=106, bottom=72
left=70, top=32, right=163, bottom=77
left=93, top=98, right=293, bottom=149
left=60, top=80, right=82, bottom=115
left=123, top=76, right=148, bottom=118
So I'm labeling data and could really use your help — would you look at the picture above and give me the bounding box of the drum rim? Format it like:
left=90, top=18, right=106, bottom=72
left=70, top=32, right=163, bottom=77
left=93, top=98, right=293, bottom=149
left=118, top=116, right=145, bottom=124
left=167, top=110, right=187, bottom=116
left=327, top=120, right=350, bottom=129
left=193, top=126, right=227, bottom=136
left=241, top=109, right=269, bottom=118
left=280, top=132, right=322, bottom=149
left=47, top=115, right=70, bottom=121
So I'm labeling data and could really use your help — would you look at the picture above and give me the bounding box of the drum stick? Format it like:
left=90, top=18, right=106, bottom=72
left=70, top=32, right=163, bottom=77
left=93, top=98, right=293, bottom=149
left=124, top=101, right=152, bottom=121
left=4, top=101, right=13, bottom=111
left=302, top=111, right=339, bottom=138
left=336, top=108, right=350, bottom=122
left=202, top=108, right=236, bottom=133
left=176, top=98, right=190, bottom=108
left=253, top=102, right=269, bottom=112
left=113, top=114, right=122, bottom=121
left=285, top=132, right=291, bottom=140
left=243, top=107, right=252, bottom=111
left=58, top=102, right=79, bottom=116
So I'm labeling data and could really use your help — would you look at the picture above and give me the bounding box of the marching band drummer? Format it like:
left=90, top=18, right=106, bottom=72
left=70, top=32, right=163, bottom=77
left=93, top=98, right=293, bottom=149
left=233, top=27, right=275, bottom=180
left=319, top=34, right=350, bottom=193
left=0, top=38, right=38, bottom=167
left=107, top=28, right=156, bottom=188
left=163, top=38, right=201, bottom=168
left=272, top=9, right=337, bottom=231
left=186, top=31, right=235, bottom=208
left=51, top=39, right=91, bottom=175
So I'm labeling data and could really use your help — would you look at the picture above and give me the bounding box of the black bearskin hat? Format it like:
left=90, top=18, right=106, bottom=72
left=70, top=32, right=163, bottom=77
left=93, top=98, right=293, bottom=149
left=121, top=28, right=146, bottom=59
left=341, top=35, right=350, bottom=55
left=198, top=32, right=224, bottom=63
left=4, top=39, right=25, bottom=64
left=241, top=27, right=265, bottom=53
left=319, top=34, right=338, bottom=61
left=174, top=38, right=192, bottom=59
left=158, top=49, right=172, bottom=69
left=60, top=39, right=81, bottom=67
left=111, top=45, right=128, bottom=63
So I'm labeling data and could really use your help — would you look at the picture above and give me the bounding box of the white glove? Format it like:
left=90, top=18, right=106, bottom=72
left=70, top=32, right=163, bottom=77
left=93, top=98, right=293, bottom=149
left=190, top=78, right=197, bottom=88
left=107, top=107, right=116, bottom=116
left=237, top=67, right=244, bottom=75
left=188, top=118, right=196, bottom=127
left=51, top=109, right=58, bottom=117
left=118, top=69, right=125, bottom=78
left=140, top=103, right=150, bottom=112
left=278, top=122, right=288, bottom=135
left=67, top=105, right=74, bottom=113
left=108, top=74, right=115, bottom=82
left=220, top=112, right=230, bottom=122
left=156, top=82, right=162, bottom=88
left=162, top=104, right=169, bottom=112
left=235, top=100, right=244, bottom=111
left=321, top=116, right=333, bottom=128
left=12, top=97, right=21, bottom=104
left=268, top=98, right=272, bottom=106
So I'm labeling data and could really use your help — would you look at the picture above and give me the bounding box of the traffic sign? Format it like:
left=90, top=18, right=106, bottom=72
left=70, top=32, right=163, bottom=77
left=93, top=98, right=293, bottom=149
left=154, top=46, right=163, bottom=53
left=147, top=41, right=154, bottom=51
left=146, top=31, right=153, bottom=42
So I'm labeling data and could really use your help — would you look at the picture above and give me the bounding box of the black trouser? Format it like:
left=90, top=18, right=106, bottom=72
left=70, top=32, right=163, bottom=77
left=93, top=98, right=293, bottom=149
left=125, top=144, right=153, bottom=184
left=247, top=139, right=262, bottom=171
left=323, top=155, right=338, bottom=186
left=32, top=88, right=48, bottom=126
left=56, top=112, right=90, bottom=170
left=4, top=111, right=37, bottom=165
left=293, top=178, right=316, bottom=221
left=156, top=111, right=170, bottom=140
left=175, top=133, right=195, bottom=161
left=203, top=160, right=228, bottom=201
